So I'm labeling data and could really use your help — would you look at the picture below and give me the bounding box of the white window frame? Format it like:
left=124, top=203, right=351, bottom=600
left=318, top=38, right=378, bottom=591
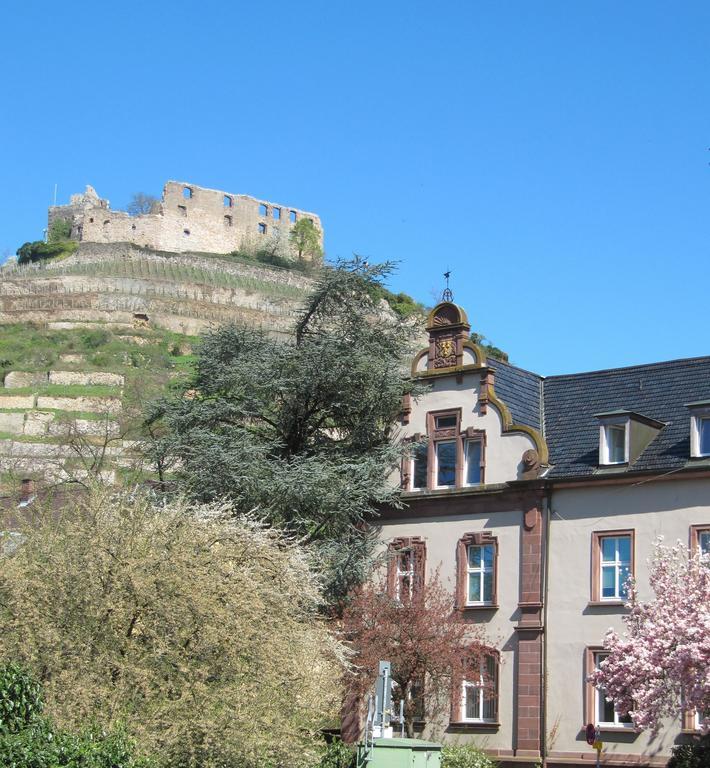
left=395, top=549, right=414, bottom=602
left=599, top=419, right=629, bottom=465
left=461, top=657, right=496, bottom=723
left=466, top=544, right=494, bottom=605
left=434, top=440, right=457, bottom=488
left=594, top=652, right=634, bottom=728
left=599, top=535, right=631, bottom=601
left=464, top=439, right=482, bottom=486
left=690, top=408, right=710, bottom=458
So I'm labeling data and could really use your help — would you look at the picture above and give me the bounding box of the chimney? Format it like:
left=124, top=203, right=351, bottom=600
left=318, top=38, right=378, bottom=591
left=20, top=478, right=34, bottom=503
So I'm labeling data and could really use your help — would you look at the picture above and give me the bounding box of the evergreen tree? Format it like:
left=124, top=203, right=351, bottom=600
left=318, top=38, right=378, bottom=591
left=146, top=258, right=420, bottom=604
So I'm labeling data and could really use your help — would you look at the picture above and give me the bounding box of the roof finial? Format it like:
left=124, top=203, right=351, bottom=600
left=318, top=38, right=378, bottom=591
left=442, top=269, right=453, bottom=302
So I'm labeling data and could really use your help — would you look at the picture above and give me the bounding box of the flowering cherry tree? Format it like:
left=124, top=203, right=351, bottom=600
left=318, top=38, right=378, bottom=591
left=342, top=569, right=490, bottom=737
left=591, top=539, right=710, bottom=733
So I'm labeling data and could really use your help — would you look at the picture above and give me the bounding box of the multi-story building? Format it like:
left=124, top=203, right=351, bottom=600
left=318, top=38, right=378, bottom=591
left=368, top=298, right=709, bottom=767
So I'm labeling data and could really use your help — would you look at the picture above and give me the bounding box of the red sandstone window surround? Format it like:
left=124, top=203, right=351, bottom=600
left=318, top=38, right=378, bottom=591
left=450, top=648, right=499, bottom=726
left=590, top=530, right=634, bottom=605
left=386, top=537, right=426, bottom=602
left=690, top=524, right=710, bottom=557
left=584, top=647, right=634, bottom=730
left=455, top=532, right=498, bottom=610
left=402, top=410, right=486, bottom=492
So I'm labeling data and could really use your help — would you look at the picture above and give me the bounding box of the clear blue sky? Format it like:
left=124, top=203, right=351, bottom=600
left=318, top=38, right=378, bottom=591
left=1, top=1, right=708, bottom=375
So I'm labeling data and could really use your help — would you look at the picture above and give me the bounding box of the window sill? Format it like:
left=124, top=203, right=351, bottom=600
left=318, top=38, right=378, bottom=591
left=587, top=600, right=627, bottom=608
left=449, top=721, right=500, bottom=731
left=596, top=725, right=637, bottom=734
left=461, top=603, right=499, bottom=611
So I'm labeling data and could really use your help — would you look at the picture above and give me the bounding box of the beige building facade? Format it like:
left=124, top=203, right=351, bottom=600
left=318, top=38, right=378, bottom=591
left=362, top=299, right=710, bottom=768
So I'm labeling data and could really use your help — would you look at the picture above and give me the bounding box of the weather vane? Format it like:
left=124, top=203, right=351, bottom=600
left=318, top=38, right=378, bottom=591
left=442, top=269, right=453, bottom=302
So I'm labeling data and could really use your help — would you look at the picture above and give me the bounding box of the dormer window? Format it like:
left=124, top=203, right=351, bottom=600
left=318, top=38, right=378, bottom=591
left=595, top=410, right=664, bottom=468
left=604, top=424, right=627, bottom=464
left=687, top=402, right=710, bottom=458
left=599, top=420, right=628, bottom=465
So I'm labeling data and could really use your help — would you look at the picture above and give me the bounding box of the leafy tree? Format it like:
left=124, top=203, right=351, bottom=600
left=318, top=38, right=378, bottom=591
left=341, top=570, right=490, bottom=738
left=590, top=540, right=710, bottom=733
left=0, top=490, right=345, bottom=768
left=667, top=733, right=710, bottom=768
left=48, top=218, right=73, bottom=242
left=290, top=217, right=323, bottom=261
left=145, top=258, right=420, bottom=604
left=126, top=193, right=159, bottom=216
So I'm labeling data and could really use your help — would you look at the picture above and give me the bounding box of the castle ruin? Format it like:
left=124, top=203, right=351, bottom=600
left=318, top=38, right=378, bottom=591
left=48, top=181, right=323, bottom=261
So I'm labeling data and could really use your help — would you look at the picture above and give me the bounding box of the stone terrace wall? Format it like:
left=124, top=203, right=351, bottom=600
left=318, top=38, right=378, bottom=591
left=0, top=242, right=314, bottom=336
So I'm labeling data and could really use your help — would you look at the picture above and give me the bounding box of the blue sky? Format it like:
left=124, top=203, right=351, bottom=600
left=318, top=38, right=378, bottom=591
left=1, top=1, right=708, bottom=375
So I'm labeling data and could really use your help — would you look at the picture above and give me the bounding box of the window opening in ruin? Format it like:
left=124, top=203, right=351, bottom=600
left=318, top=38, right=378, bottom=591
left=273, top=207, right=281, bottom=220
left=258, top=223, right=267, bottom=235
left=131, top=224, right=136, bottom=230
left=223, top=195, right=233, bottom=207
left=183, top=229, right=190, bottom=236
left=178, top=205, right=187, bottom=217
left=289, top=210, right=297, bottom=223
left=89, top=217, right=94, bottom=223
left=258, top=203, right=268, bottom=216
left=103, top=220, right=110, bottom=225
left=224, top=215, right=232, bottom=227
left=183, top=187, right=192, bottom=199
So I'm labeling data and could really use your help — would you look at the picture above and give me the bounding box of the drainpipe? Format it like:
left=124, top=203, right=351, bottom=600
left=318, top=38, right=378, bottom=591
left=542, top=487, right=552, bottom=766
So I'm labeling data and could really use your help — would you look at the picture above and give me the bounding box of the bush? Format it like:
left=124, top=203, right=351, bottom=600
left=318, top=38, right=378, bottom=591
left=667, top=733, right=710, bottom=768
left=441, top=744, right=498, bottom=768
left=48, top=218, right=73, bottom=243
left=16, top=239, right=77, bottom=265
left=319, top=738, right=356, bottom=768
left=0, top=662, right=146, bottom=768
left=0, top=663, right=43, bottom=734
left=80, top=328, right=112, bottom=349
left=0, top=491, right=345, bottom=768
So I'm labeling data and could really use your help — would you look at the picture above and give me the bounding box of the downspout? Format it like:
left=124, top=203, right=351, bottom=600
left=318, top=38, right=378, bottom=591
left=542, top=486, right=552, bottom=767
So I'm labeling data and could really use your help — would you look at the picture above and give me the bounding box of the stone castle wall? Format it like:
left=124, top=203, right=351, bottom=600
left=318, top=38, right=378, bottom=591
left=49, top=181, right=323, bottom=259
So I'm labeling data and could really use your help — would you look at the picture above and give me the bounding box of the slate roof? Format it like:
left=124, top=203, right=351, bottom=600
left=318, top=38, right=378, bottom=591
left=542, top=356, right=710, bottom=479
left=491, top=358, right=543, bottom=432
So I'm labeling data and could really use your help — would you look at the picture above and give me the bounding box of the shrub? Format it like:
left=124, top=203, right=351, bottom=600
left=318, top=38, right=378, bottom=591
left=0, top=663, right=147, bottom=768
left=48, top=218, right=73, bottom=243
left=16, top=239, right=77, bottom=265
left=0, top=491, right=345, bottom=768
left=0, top=663, right=43, bottom=735
left=441, top=744, right=498, bottom=768
left=667, top=733, right=710, bottom=768
left=80, top=328, right=112, bottom=349
left=319, top=738, right=356, bottom=768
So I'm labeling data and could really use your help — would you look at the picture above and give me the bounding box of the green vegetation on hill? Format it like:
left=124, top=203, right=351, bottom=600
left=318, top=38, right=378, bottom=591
left=0, top=324, right=196, bottom=377
left=470, top=331, right=509, bottom=363
left=16, top=239, right=77, bottom=266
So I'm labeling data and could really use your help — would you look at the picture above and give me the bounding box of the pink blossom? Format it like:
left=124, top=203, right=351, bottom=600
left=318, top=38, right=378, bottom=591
left=590, top=539, right=710, bottom=733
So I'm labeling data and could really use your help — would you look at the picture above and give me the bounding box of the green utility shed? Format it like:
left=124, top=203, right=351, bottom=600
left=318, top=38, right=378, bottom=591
left=358, top=738, right=442, bottom=768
